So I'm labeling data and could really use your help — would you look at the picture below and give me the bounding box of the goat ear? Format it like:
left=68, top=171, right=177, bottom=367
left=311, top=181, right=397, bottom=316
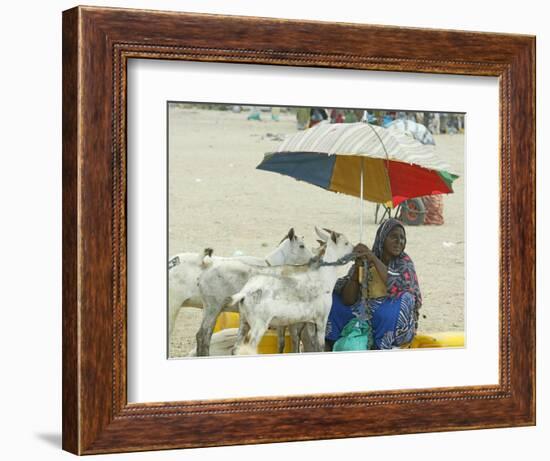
left=287, top=227, right=295, bottom=241
left=324, top=227, right=341, bottom=238
left=330, top=231, right=338, bottom=244
left=315, top=226, right=329, bottom=242
left=279, top=228, right=295, bottom=245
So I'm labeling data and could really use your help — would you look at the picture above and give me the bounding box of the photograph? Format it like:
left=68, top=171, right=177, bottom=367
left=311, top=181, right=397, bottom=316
left=168, top=103, right=465, bottom=358
left=54, top=3, right=535, bottom=456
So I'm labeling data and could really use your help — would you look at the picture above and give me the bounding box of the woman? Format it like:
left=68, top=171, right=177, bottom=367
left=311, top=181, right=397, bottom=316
left=326, top=218, right=422, bottom=350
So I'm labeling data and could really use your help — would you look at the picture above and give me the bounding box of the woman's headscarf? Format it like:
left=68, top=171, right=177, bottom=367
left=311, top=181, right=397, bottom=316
left=373, top=218, right=422, bottom=321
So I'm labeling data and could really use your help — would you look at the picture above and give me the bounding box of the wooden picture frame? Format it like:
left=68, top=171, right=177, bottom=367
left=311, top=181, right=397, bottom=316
left=62, top=5, right=535, bottom=455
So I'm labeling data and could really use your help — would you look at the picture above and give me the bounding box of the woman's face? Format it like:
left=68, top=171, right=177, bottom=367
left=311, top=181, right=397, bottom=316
left=383, top=226, right=406, bottom=259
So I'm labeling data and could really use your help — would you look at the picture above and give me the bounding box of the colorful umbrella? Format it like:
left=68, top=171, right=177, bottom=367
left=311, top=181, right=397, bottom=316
left=257, top=122, right=458, bottom=239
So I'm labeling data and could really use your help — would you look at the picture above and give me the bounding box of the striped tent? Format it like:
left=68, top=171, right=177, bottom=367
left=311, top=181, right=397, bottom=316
left=386, top=119, right=436, bottom=145
left=257, top=122, right=457, bottom=208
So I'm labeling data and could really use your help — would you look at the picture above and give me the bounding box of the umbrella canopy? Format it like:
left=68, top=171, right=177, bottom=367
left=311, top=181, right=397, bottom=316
left=386, top=119, right=436, bottom=145
left=257, top=122, right=458, bottom=207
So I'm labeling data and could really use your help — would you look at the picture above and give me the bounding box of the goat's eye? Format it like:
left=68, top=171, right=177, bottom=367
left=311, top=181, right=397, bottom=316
left=300, top=245, right=305, bottom=249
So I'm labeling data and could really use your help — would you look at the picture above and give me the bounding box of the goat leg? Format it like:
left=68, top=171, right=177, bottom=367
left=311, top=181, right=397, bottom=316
left=299, top=323, right=318, bottom=352
left=233, top=315, right=250, bottom=355
left=195, top=312, right=218, bottom=356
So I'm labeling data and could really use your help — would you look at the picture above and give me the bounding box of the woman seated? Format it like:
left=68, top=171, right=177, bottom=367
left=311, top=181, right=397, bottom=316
left=326, top=218, right=422, bottom=350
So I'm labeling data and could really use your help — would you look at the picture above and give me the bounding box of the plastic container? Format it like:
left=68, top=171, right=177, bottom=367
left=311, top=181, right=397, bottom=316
left=214, top=313, right=464, bottom=352
left=214, top=312, right=291, bottom=353
left=405, top=331, right=465, bottom=348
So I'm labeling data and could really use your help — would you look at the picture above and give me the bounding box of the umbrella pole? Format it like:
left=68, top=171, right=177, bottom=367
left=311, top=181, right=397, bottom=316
left=360, top=157, right=364, bottom=243
left=358, top=157, right=365, bottom=284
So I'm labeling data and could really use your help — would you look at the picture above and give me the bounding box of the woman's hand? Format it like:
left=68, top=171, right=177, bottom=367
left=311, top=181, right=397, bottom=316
left=356, top=243, right=389, bottom=285
left=353, top=243, right=375, bottom=264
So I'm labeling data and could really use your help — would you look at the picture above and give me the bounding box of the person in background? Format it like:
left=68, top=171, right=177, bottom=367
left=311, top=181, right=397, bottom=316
left=296, top=107, right=311, bottom=130
left=422, top=195, right=445, bottom=225
left=344, top=109, right=358, bottom=123
left=429, top=113, right=441, bottom=134
left=247, top=106, right=262, bottom=121
left=309, top=107, right=328, bottom=127
left=330, top=108, right=345, bottom=123
left=354, top=109, right=366, bottom=122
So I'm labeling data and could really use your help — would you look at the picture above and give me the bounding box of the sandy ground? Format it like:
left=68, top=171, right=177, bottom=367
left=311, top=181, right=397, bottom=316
left=168, top=106, right=464, bottom=357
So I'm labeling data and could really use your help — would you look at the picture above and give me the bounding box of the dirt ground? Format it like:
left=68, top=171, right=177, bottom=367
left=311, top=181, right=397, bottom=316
left=168, top=106, right=465, bottom=357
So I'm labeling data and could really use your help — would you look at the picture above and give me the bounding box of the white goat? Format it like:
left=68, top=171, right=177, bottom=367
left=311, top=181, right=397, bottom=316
left=168, top=249, right=216, bottom=338
left=168, top=246, right=269, bottom=338
left=229, top=228, right=352, bottom=355
left=195, top=229, right=313, bottom=356
left=168, top=229, right=308, bottom=338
